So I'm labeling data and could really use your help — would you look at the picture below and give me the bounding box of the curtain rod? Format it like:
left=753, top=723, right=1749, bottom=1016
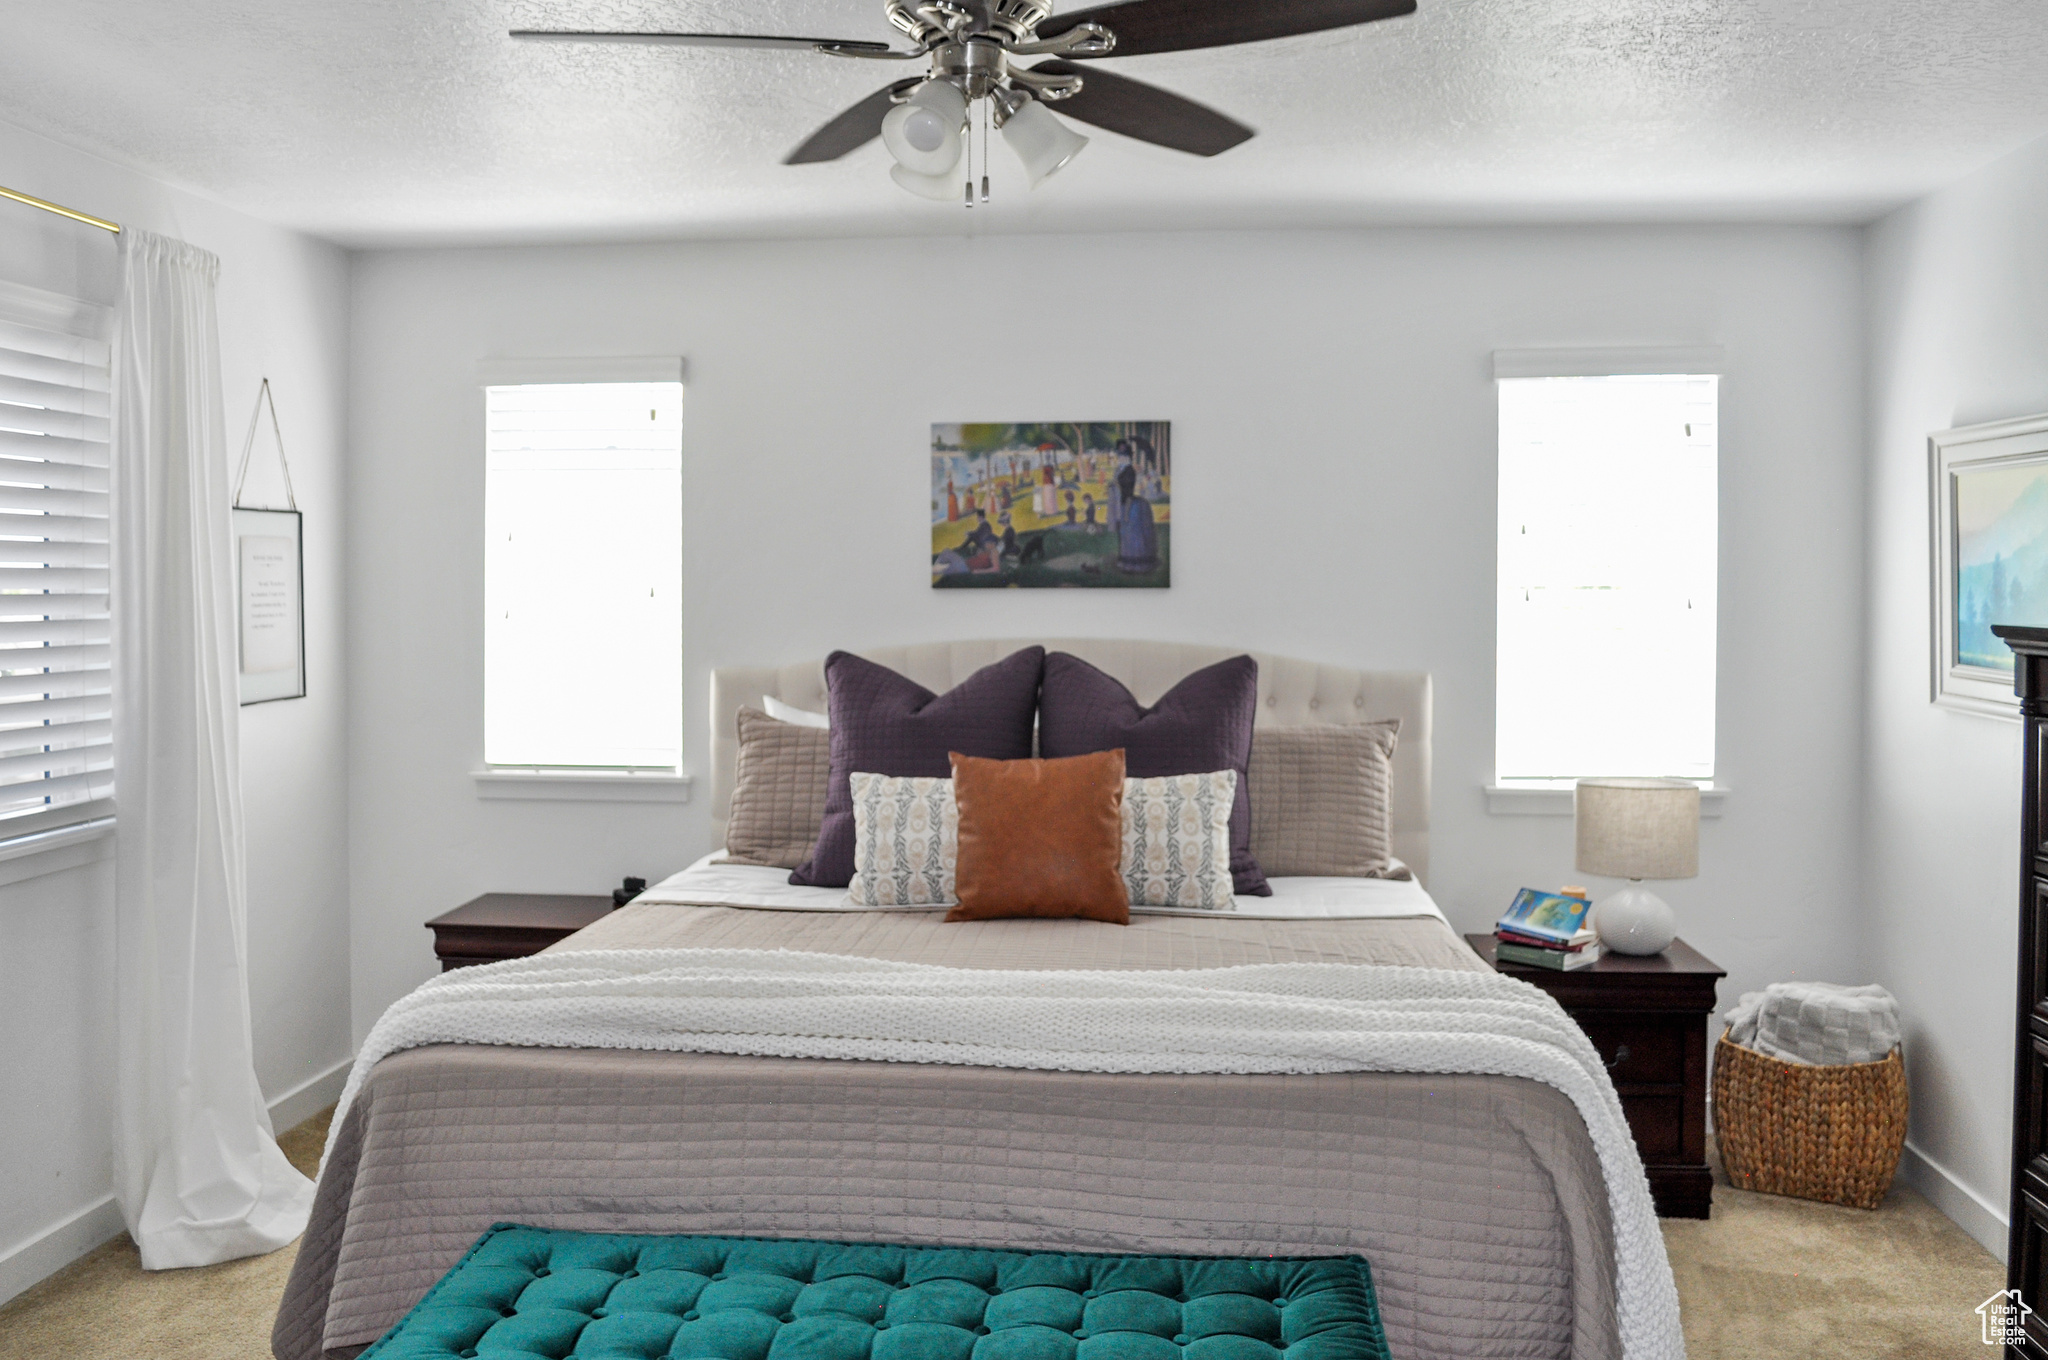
left=0, top=183, right=120, bottom=235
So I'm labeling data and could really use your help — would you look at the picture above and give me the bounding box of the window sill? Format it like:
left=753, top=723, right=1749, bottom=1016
left=472, top=769, right=692, bottom=803
left=1485, top=783, right=1727, bottom=818
left=0, top=815, right=116, bottom=887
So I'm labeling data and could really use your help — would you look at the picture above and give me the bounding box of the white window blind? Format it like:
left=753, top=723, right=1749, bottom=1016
left=0, top=289, right=113, bottom=824
left=1496, top=373, right=1719, bottom=783
left=484, top=381, right=683, bottom=769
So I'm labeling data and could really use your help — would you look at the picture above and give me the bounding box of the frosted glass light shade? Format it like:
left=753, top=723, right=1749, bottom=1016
left=889, top=163, right=960, bottom=201
left=882, top=80, right=966, bottom=176
left=1575, top=778, right=1700, bottom=880
left=1001, top=98, right=1088, bottom=187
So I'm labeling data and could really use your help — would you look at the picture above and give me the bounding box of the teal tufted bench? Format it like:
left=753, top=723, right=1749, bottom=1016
left=360, top=1226, right=1389, bottom=1360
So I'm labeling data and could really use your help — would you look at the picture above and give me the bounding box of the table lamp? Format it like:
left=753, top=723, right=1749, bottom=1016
left=1574, top=777, right=1700, bottom=956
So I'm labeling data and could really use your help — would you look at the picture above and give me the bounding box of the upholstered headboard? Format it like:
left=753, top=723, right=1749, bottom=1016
left=709, top=640, right=1433, bottom=885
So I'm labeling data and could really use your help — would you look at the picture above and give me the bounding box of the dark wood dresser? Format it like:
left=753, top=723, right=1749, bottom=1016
left=426, top=893, right=615, bottom=971
left=1467, top=933, right=1725, bottom=1218
left=1996, top=624, right=2048, bottom=1356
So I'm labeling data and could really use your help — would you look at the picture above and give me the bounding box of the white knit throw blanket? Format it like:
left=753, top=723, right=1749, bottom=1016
left=333, top=949, right=1684, bottom=1359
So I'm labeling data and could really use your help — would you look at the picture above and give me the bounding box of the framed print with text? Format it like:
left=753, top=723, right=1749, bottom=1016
left=233, top=506, right=304, bottom=704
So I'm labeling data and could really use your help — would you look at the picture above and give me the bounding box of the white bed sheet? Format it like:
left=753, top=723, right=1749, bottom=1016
left=635, top=853, right=1450, bottom=922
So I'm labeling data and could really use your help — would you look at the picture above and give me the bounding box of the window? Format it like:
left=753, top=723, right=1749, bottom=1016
left=484, top=380, right=682, bottom=770
left=1495, top=369, right=1718, bottom=784
left=0, top=285, right=113, bottom=828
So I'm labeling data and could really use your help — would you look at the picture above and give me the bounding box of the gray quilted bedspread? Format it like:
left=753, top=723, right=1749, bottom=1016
left=273, top=907, right=1620, bottom=1360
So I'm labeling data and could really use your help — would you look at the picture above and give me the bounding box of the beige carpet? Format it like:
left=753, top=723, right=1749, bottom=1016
left=0, top=1109, right=2005, bottom=1359
left=0, top=1106, right=330, bottom=1360
left=1664, top=1148, right=2005, bottom=1359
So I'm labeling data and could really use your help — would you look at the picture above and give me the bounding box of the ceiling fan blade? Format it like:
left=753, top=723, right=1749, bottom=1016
left=1032, top=61, right=1252, bottom=156
left=1037, top=0, right=1415, bottom=58
left=510, top=30, right=898, bottom=54
left=784, top=79, right=925, bottom=164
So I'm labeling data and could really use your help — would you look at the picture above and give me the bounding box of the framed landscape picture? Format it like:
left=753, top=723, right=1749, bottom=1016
left=1931, top=413, right=2048, bottom=716
left=932, top=421, right=1170, bottom=589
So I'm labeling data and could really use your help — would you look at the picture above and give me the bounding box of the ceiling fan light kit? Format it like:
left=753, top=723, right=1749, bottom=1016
left=881, top=79, right=968, bottom=176
left=513, top=0, right=1417, bottom=204
left=889, top=162, right=965, bottom=201
left=999, top=95, right=1089, bottom=187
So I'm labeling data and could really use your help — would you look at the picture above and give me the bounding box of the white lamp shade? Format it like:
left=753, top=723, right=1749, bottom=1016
left=1575, top=778, right=1700, bottom=880
left=882, top=80, right=965, bottom=176
left=889, top=163, right=961, bottom=201
left=1000, top=97, right=1087, bottom=187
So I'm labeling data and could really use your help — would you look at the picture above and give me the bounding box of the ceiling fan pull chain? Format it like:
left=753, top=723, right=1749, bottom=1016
left=963, top=108, right=975, bottom=208
left=980, top=100, right=992, bottom=203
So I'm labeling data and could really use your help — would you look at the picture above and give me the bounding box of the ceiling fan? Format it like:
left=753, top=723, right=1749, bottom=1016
left=513, top=0, right=1417, bottom=204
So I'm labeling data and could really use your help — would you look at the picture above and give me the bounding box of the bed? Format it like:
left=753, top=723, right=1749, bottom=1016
left=275, top=641, right=1655, bottom=1360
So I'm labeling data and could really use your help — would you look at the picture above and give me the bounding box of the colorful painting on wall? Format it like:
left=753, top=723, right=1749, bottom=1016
left=1954, top=457, right=2048, bottom=673
left=932, top=422, right=1170, bottom=588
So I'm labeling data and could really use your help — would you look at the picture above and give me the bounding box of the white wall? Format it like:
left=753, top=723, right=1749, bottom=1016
left=348, top=225, right=1868, bottom=1050
left=0, top=119, right=352, bottom=1303
left=1863, top=132, right=2048, bottom=1257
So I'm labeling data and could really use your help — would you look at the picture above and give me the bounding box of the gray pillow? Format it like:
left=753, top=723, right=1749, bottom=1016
left=721, top=707, right=831, bottom=870
left=1246, top=722, right=1404, bottom=878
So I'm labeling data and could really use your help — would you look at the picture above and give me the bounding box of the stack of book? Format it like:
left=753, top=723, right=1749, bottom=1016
left=1495, top=887, right=1601, bottom=970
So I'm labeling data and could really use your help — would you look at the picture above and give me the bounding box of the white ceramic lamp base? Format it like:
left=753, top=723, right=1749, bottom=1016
left=1593, top=883, right=1677, bottom=956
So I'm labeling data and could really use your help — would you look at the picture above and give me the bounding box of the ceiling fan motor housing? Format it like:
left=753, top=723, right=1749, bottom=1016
left=929, top=39, right=1011, bottom=100
left=983, top=0, right=1057, bottom=42
left=887, top=0, right=1055, bottom=46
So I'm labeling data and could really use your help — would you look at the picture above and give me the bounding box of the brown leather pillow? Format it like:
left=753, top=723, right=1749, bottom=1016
left=947, top=749, right=1130, bottom=924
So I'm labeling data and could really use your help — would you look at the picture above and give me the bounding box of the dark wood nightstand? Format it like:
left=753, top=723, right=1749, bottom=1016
left=427, top=894, right=615, bottom=971
left=1466, top=933, right=1726, bottom=1218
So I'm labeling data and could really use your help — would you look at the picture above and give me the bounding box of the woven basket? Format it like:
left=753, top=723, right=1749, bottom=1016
left=1711, top=1035, right=1908, bottom=1210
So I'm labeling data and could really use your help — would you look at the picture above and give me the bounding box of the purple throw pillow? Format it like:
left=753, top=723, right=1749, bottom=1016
left=1039, top=652, right=1270, bottom=896
left=789, top=646, right=1046, bottom=888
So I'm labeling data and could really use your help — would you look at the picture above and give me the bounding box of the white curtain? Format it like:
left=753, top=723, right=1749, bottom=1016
left=111, top=228, right=312, bottom=1269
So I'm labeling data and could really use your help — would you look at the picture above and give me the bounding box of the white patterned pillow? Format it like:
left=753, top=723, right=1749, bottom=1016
left=846, top=772, right=958, bottom=906
left=1121, top=771, right=1238, bottom=911
left=846, top=769, right=1238, bottom=911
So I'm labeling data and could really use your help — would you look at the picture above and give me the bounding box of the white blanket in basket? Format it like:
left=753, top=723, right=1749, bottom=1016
left=1723, top=981, right=1900, bottom=1066
left=335, top=948, right=1685, bottom=1359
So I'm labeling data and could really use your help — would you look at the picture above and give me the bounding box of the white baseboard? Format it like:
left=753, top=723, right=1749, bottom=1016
left=0, top=1193, right=124, bottom=1310
left=266, top=1054, right=352, bottom=1135
left=1901, top=1140, right=2009, bottom=1262
left=0, top=1056, right=353, bottom=1311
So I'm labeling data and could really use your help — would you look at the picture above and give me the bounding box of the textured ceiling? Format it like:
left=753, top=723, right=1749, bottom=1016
left=3, top=0, right=2048, bottom=245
